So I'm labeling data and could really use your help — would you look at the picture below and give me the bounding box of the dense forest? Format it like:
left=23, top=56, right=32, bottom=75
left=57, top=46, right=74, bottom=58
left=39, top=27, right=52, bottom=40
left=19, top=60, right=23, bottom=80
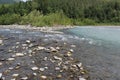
left=0, top=0, right=120, bottom=26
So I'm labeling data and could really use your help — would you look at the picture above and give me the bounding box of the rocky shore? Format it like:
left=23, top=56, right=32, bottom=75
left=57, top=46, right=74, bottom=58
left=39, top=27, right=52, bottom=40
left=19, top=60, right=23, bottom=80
left=0, top=26, right=88, bottom=80
left=0, top=25, right=74, bottom=34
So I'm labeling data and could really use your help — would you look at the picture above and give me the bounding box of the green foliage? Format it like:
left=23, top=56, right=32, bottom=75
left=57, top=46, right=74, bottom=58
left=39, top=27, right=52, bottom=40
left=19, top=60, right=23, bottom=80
left=20, top=10, right=72, bottom=26
left=1, top=0, right=120, bottom=26
left=0, top=13, right=20, bottom=25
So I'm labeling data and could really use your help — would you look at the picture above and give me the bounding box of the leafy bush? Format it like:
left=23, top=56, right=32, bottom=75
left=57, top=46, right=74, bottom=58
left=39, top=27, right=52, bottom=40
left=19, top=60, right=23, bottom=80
left=0, top=13, right=21, bottom=25
left=20, top=10, right=72, bottom=26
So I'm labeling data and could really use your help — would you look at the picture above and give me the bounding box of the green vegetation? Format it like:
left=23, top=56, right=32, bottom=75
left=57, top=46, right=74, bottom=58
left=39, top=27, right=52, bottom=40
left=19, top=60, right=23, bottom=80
left=0, top=0, right=120, bottom=26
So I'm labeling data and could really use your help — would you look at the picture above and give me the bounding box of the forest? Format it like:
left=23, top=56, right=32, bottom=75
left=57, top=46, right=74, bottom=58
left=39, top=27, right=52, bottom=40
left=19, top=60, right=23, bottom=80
left=0, top=0, right=120, bottom=26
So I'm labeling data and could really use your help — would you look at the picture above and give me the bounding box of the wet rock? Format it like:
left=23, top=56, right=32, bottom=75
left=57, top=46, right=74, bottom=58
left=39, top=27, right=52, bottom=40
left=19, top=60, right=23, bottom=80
left=71, top=45, right=76, bottom=48
left=39, top=68, right=45, bottom=72
left=31, top=67, right=39, bottom=71
left=16, top=42, right=20, bottom=45
left=9, top=67, right=14, bottom=70
left=76, top=63, right=82, bottom=69
left=22, top=44, right=27, bottom=47
left=79, top=76, right=86, bottom=80
left=21, top=76, right=28, bottom=80
left=70, top=49, right=74, bottom=52
left=0, top=73, right=2, bottom=79
left=53, top=56, right=62, bottom=61
left=16, top=53, right=24, bottom=57
left=50, top=47, right=58, bottom=52
left=12, top=74, right=19, bottom=77
left=0, top=40, right=3, bottom=45
left=26, top=40, right=31, bottom=44
left=56, top=47, right=60, bottom=50
left=33, top=73, right=37, bottom=76
left=40, top=75, right=47, bottom=79
left=37, top=46, right=45, bottom=50
left=55, top=67, right=60, bottom=71
left=11, top=78, right=16, bottom=80
left=7, top=58, right=15, bottom=61
left=43, top=57, right=47, bottom=61
left=0, top=62, right=3, bottom=66
left=57, top=74, right=62, bottom=78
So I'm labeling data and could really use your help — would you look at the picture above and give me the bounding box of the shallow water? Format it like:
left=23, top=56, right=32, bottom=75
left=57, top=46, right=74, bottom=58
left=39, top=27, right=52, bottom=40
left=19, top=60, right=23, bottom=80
left=64, top=26, right=120, bottom=80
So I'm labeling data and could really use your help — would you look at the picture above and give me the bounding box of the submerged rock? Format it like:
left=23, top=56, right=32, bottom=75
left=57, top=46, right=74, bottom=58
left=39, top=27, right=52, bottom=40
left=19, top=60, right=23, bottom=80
left=40, top=75, right=47, bottom=79
left=12, top=74, right=19, bottom=77
left=16, top=53, right=24, bottom=57
left=31, top=67, right=39, bottom=71
left=7, top=58, right=15, bottom=61
left=0, top=62, right=3, bottom=66
left=21, top=76, right=28, bottom=80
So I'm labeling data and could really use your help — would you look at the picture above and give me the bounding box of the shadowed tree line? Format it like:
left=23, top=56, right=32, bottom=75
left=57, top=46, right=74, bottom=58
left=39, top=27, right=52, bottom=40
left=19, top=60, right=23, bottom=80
left=0, top=0, right=120, bottom=26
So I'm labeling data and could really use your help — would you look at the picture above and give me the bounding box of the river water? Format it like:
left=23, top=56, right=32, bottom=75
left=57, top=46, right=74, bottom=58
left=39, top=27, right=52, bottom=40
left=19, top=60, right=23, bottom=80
left=0, top=27, right=120, bottom=80
left=64, top=26, right=120, bottom=80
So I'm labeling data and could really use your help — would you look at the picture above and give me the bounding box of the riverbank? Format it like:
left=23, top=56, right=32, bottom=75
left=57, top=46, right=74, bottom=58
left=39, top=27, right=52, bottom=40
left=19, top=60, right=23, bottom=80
left=0, top=27, right=88, bottom=80
left=0, top=25, right=74, bottom=34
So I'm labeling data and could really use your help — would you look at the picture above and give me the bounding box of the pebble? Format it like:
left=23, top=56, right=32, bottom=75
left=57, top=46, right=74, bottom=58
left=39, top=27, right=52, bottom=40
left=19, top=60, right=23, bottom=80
left=40, top=75, right=47, bottom=79
left=79, top=77, right=86, bottom=80
left=76, top=63, right=82, bottom=68
left=26, top=40, right=31, bottom=43
left=33, top=73, right=37, bottom=76
left=50, top=47, right=58, bottom=52
left=0, top=40, right=3, bottom=44
left=31, top=67, right=39, bottom=70
left=43, top=57, right=47, bottom=61
left=16, top=53, right=24, bottom=57
left=70, top=49, right=74, bottom=52
left=57, top=74, right=62, bottom=78
left=9, top=67, right=14, bottom=70
left=71, top=45, right=76, bottom=48
left=39, top=68, right=45, bottom=72
left=38, top=46, right=45, bottom=50
left=11, top=78, right=16, bottom=80
left=0, top=62, right=3, bottom=66
left=55, top=67, right=60, bottom=71
left=0, top=73, right=2, bottom=78
left=53, top=56, right=62, bottom=61
left=21, top=76, right=28, bottom=80
left=12, top=74, right=19, bottom=77
left=7, top=58, right=15, bottom=61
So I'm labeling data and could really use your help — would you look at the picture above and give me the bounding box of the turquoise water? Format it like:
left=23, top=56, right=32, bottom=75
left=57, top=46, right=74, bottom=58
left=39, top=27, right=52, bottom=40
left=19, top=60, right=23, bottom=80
left=66, top=26, right=120, bottom=46
left=64, top=26, right=120, bottom=80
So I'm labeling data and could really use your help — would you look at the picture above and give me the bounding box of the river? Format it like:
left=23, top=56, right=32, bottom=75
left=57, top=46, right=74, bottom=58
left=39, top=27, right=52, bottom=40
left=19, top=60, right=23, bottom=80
left=63, top=26, right=120, bottom=80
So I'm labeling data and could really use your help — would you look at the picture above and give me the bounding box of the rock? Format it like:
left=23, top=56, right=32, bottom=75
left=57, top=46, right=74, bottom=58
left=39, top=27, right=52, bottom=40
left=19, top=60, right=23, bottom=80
left=53, top=56, right=62, bottom=61
left=31, top=67, right=39, bottom=71
left=56, top=47, right=60, bottom=50
left=9, top=67, right=14, bottom=70
left=16, top=53, right=24, bottom=57
left=28, top=50, right=32, bottom=54
left=16, top=42, right=20, bottom=45
left=55, top=67, right=60, bottom=71
left=37, top=46, right=45, bottom=50
left=76, top=63, right=82, bottom=68
left=39, top=68, right=45, bottom=72
left=0, top=62, right=3, bottom=66
left=33, top=73, right=37, bottom=76
left=22, top=44, right=27, bottom=47
left=21, top=76, right=28, bottom=80
left=70, top=49, right=74, bottom=52
left=0, top=73, right=2, bottom=79
left=43, top=57, right=47, bottom=61
left=11, top=78, right=16, bottom=80
left=26, top=40, right=31, bottom=43
left=71, top=45, right=76, bottom=48
left=79, top=77, right=86, bottom=80
left=50, top=47, right=58, bottom=52
left=7, top=58, right=15, bottom=61
left=40, top=75, right=47, bottom=79
left=12, top=74, right=19, bottom=77
left=0, top=40, right=3, bottom=45
left=57, top=74, right=62, bottom=78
